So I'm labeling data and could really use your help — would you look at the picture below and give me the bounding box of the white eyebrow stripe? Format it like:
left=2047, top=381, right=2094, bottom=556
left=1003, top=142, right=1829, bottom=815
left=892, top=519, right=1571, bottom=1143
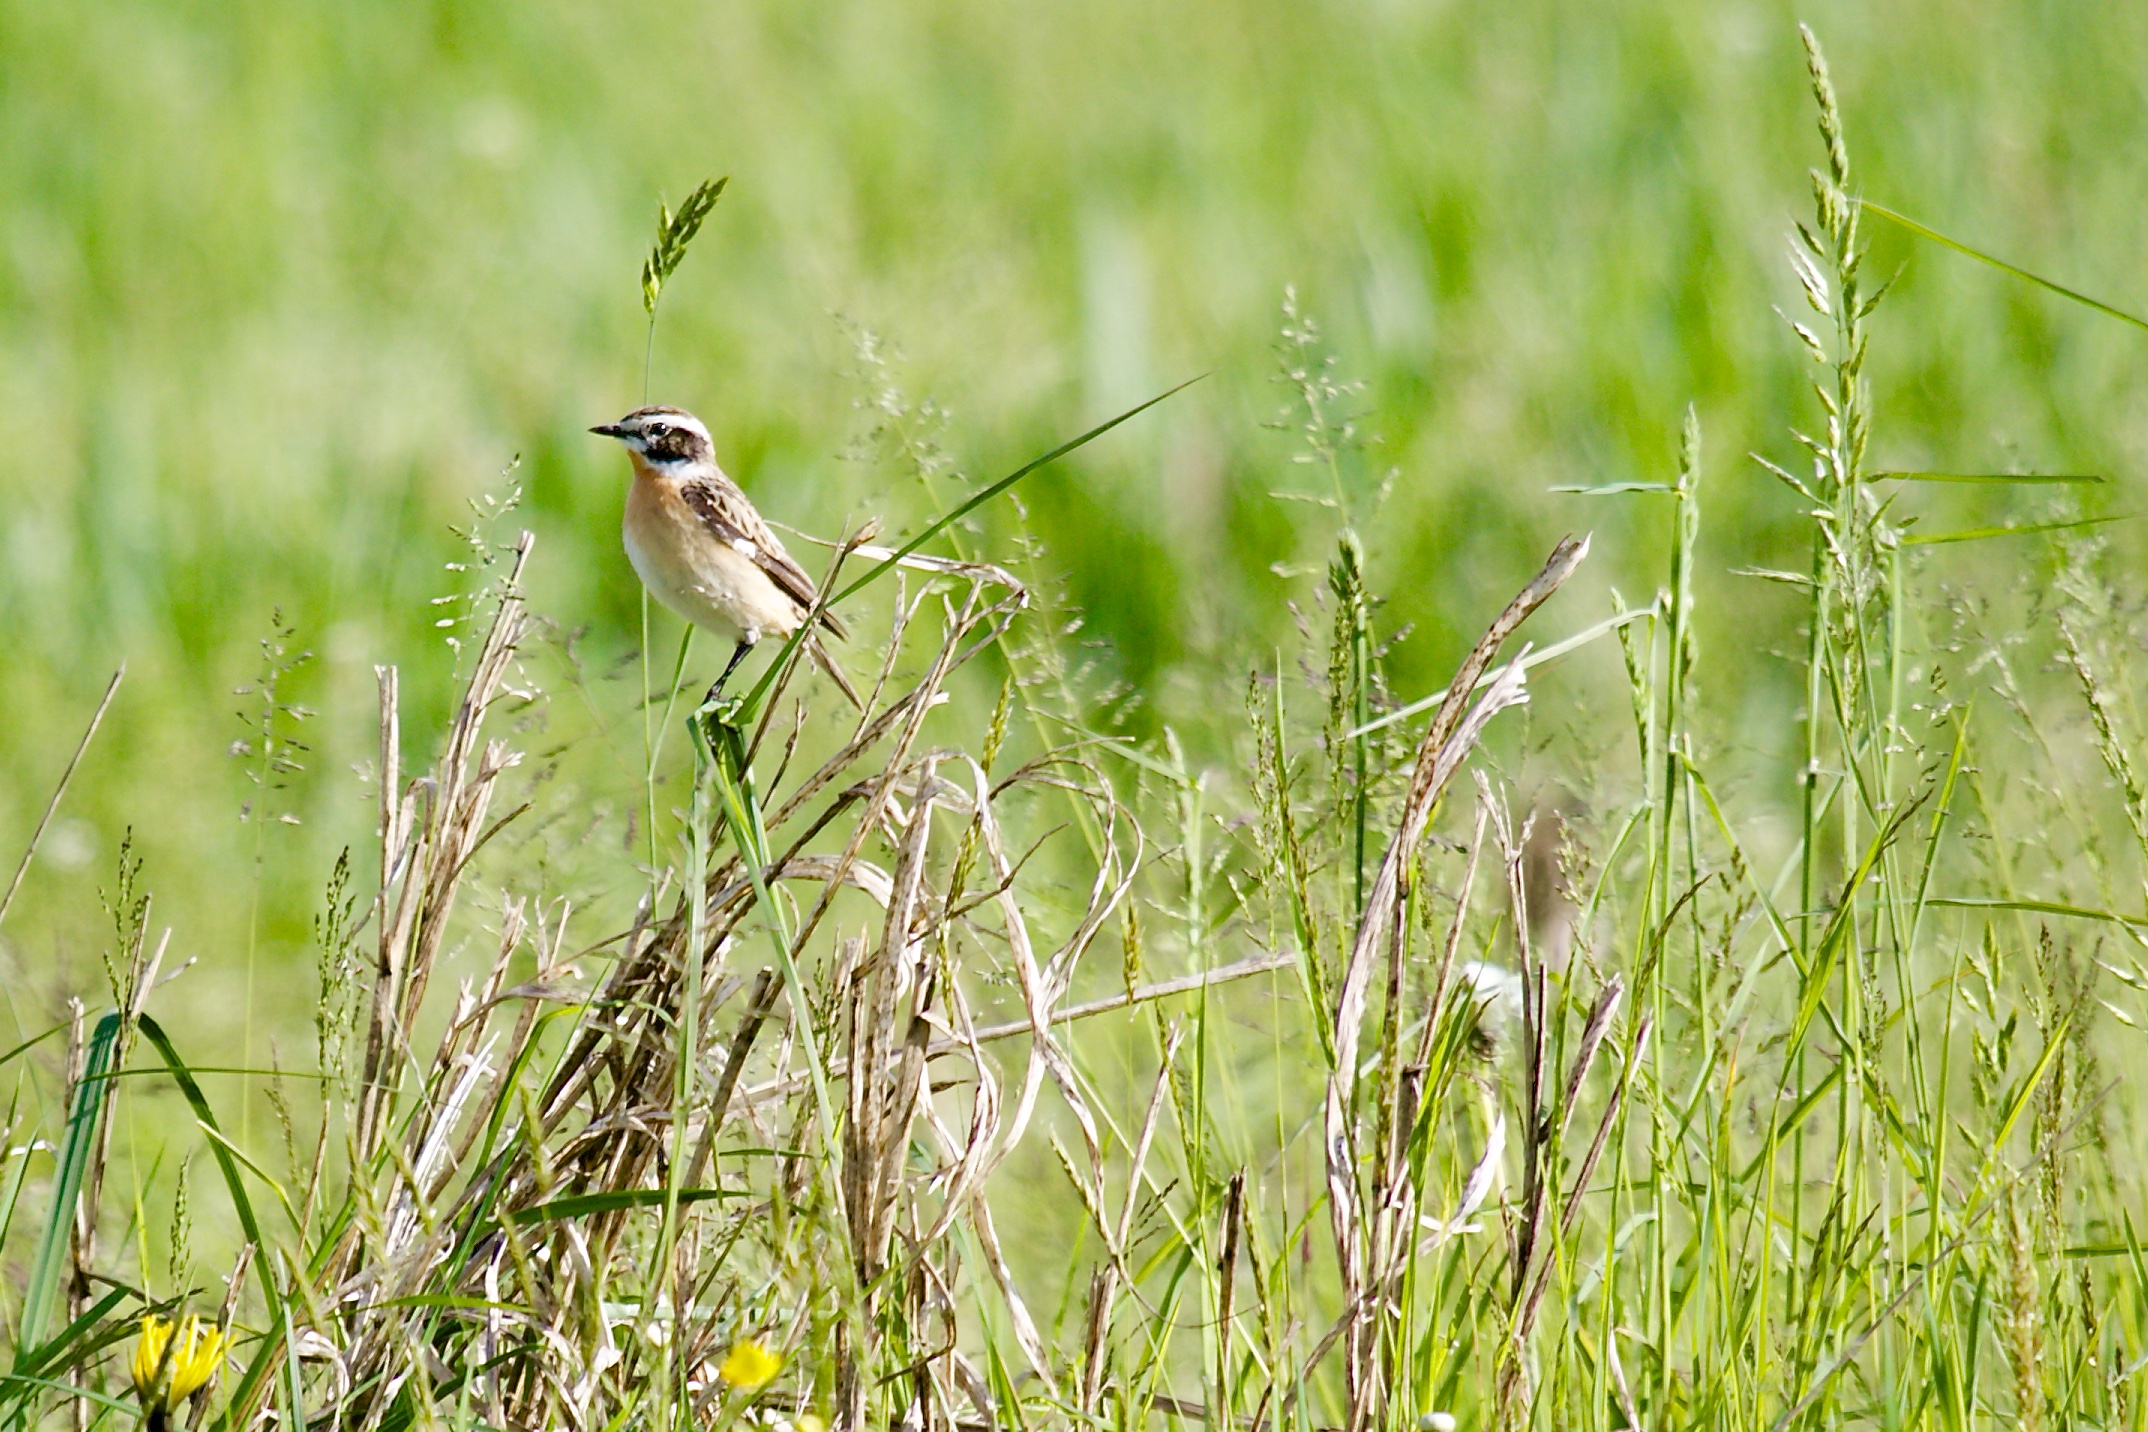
left=635, top=415, right=709, bottom=440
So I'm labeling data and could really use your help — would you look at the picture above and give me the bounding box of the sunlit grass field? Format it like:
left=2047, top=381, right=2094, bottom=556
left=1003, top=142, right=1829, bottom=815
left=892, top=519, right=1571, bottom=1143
left=7, top=0, right=2148, bottom=984
left=6, top=2, right=2148, bottom=1427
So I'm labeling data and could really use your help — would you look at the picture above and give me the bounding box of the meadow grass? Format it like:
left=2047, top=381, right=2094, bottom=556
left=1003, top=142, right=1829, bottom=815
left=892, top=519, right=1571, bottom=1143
left=7, top=0, right=2148, bottom=1001
left=5, top=18, right=2148, bottom=1432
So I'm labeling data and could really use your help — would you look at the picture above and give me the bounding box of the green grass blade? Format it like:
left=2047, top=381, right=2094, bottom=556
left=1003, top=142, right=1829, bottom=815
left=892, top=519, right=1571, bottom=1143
left=6, top=1285, right=131, bottom=1386
left=1990, top=1010, right=2072, bottom=1157
left=0, top=1024, right=67, bottom=1078
left=1900, top=712, right=1973, bottom=955
left=1862, top=200, right=2148, bottom=334
left=1549, top=481, right=1676, bottom=495
left=365, top=1294, right=530, bottom=1314
left=137, top=1017, right=266, bottom=1251
left=1924, top=895, right=2148, bottom=937
left=438, top=1004, right=591, bottom=1271
left=1684, top=763, right=1804, bottom=988
left=0, top=667, right=123, bottom=939
left=1348, top=602, right=1659, bottom=740
left=1872, top=470, right=2106, bottom=484
left=194, top=1121, right=304, bottom=1234
left=1736, top=1061, right=1845, bottom=1184
left=1903, top=513, right=2130, bottom=545
left=1, top=1372, right=138, bottom=1418
left=2056, top=1213, right=2148, bottom=1268
left=0, top=1089, right=34, bottom=1291
left=137, top=1015, right=292, bottom=1432
left=706, top=721, right=837, bottom=1140
left=505, top=1187, right=741, bottom=1225
left=1785, top=800, right=1922, bottom=1062
left=831, top=375, right=1204, bottom=606
left=16, top=1011, right=121, bottom=1356
left=736, top=375, right=1202, bottom=716
left=276, top=1277, right=307, bottom=1432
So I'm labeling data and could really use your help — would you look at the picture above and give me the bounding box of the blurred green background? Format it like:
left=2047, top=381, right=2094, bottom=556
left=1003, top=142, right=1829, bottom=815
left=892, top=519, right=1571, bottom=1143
left=3, top=0, right=2145, bottom=1049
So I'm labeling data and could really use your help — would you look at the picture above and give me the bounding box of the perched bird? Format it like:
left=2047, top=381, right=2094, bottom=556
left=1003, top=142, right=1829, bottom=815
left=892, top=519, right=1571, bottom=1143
left=591, top=405, right=861, bottom=709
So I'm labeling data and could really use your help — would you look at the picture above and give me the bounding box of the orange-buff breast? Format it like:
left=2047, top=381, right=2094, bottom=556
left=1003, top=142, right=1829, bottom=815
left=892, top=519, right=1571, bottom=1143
left=622, top=474, right=801, bottom=644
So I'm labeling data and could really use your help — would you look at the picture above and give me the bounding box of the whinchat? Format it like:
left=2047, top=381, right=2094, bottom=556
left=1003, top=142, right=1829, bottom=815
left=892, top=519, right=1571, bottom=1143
left=592, top=405, right=861, bottom=708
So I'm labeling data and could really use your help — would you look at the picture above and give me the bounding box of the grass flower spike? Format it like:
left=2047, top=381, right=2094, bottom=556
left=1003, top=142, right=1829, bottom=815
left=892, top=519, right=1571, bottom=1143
left=130, top=1315, right=229, bottom=1427
left=717, top=1336, right=781, bottom=1391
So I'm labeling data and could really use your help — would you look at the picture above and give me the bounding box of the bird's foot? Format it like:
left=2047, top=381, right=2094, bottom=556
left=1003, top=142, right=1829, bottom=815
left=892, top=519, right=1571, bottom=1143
left=689, top=642, right=756, bottom=754
left=690, top=683, right=752, bottom=772
left=690, top=688, right=746, bottom=736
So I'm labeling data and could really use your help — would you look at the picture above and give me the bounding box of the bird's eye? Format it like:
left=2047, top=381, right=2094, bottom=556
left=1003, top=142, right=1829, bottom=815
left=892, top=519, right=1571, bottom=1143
left=645, top=423, right=671, bottom=440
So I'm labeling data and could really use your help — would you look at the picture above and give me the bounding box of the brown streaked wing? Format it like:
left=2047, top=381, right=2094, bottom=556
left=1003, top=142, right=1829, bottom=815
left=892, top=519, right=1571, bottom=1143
left=678, top=479, right=850, bottom=640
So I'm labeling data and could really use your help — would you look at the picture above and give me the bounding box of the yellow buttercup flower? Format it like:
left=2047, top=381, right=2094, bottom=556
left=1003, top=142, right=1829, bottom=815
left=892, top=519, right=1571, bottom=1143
left=130, top=1314, right=230, bottom=1421
left=717, top=1336, right=782, bottom=1391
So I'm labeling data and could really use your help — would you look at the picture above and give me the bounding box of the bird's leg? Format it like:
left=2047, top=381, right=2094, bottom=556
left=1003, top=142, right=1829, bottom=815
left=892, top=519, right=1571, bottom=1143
left=690, top=640, right=756, bottom=756
left=703, top=639, right=753, bottom=709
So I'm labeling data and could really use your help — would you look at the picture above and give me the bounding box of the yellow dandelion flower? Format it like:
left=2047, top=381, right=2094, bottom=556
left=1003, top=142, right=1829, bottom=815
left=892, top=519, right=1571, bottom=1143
left=717, top=1336, right=782, bottom=1391
left=797, top=1416, right=828, bottom=1432
left=130, top=1314, right=230, bottom=1420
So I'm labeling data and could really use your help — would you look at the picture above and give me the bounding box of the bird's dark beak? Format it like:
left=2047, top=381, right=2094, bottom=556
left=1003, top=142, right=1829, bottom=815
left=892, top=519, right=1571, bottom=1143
left=589, top=422, right=630, bottom=439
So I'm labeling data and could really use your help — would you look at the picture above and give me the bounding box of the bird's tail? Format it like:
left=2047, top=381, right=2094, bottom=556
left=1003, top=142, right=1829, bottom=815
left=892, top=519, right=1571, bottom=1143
left=807, top=634, right=865, bottom=711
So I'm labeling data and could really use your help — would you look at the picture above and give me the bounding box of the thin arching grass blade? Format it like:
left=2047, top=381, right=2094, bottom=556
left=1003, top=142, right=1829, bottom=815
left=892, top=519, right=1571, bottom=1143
left=1549, top=481, right=1676, bottom=495
left=0, top=1090, right=33, bottom=1292
left=1903, top=513, right=2131, bottom=546
left=833, top=375, right=1204, bottom=605
left=1862, top=200, right=2148, bottom=335
left=1346, top=602, right=1659, bottom=740
left=137, top=1018, right=268, bottom=1252
left=1872, top=470, right=2106, bottom=485
left=1784, top=798, right=1924, bottom=1063
left=736, top=376, right=1202, bottom=717
left=1923, top=895, right=2148, bottom=939
left=3, top=1371, right=135, bottom=1418
left=0, top=1022, right=67, bottom=1077
left=0, top=666, right=123, bottom=937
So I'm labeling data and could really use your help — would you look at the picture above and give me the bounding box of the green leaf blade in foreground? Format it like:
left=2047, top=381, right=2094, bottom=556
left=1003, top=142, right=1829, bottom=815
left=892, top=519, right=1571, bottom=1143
left=138, top=1014, right=295, bottom=1432
left=5, top=1285, right=131, bottom=1391
left=137, top=1017, right=268, bottom=1253
left=16, top=1011, right=120, bottom=1358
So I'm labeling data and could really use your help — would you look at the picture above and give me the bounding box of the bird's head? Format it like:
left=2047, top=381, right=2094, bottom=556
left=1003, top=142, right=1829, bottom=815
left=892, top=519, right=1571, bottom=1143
left=590, top=406, right=714, bottom=472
